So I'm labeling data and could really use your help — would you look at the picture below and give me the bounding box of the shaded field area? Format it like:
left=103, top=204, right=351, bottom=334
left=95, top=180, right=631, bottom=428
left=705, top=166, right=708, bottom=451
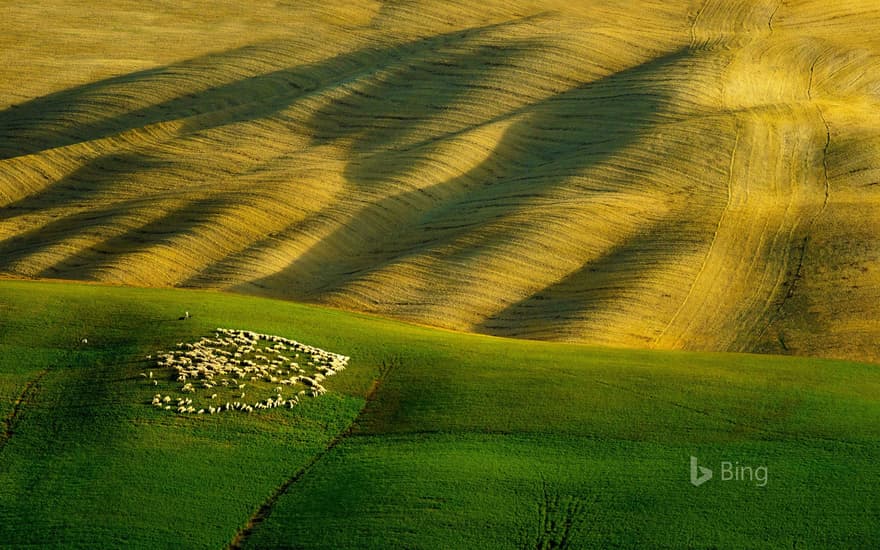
left=0, top=280, right=877, bottom=547
left=2, top=1, right=880, bottom=361
left=0, top=280, right=372, bottom=548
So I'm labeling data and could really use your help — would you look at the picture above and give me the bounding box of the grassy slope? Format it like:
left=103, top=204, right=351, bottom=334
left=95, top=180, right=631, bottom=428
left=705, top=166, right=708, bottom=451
left=0, top=280, right=877, bottom=548
left=1, top=1, right=880, bottom=362
left=248, top=324, right=880, bottom=548
left=0, top=280, right=374, bottom=548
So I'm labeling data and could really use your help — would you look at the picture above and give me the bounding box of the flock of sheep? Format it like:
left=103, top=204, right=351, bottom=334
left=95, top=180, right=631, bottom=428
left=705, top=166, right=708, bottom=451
left=142, top=328, right=349, bottom=415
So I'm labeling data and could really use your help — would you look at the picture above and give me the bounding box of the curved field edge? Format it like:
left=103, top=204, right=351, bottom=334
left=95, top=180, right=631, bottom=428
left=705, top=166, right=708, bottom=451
left=0, top=280, right=877, bottom=548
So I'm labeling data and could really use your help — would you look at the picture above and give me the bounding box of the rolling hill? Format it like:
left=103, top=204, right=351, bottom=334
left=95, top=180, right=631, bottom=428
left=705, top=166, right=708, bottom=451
left=2, top=0, right=880, bottom=362
left=0, top=280, right=877, bottom=547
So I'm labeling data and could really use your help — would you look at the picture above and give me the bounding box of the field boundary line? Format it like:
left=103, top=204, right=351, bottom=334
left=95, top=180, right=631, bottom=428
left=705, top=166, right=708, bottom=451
left=594, top=378, right=864, bottom=448
left=690, top=0, right=708, bottom=49
left=0, top=368, right=50, bottom=453
left=768, top=1, right=781, bottom=32
left=226, top=359, right=397, bottom=549
left=654, top=119, right=739, bottom=347
left=755, top=101, right=832, bottom=348
left=534, top=478, right=586, bottom=550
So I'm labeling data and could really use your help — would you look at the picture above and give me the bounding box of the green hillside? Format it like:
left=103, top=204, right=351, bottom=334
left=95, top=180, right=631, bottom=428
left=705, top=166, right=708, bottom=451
left=0, top=280, right=876, bottom=547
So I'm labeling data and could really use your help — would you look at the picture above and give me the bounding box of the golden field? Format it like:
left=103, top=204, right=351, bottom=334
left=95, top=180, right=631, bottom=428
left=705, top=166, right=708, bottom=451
left=2, top=0, right=880, bottom=361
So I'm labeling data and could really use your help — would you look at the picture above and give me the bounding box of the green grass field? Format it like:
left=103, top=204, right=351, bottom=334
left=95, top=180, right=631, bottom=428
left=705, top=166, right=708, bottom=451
left=0, top=280, right=876, bottom=548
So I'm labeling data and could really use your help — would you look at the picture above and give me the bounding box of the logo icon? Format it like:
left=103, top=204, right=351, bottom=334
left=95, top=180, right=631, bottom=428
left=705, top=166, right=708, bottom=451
left=690, top=456, right=713, bottom=486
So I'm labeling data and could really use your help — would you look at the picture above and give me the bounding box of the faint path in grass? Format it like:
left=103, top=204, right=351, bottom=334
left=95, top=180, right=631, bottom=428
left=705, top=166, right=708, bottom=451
left=0, top=368, right=49, bottom=453
left=533, top=479, right=587, bottom=550
left=593, top=379, right=866, bottom=448
left=768, top=1, right=782, bottom=32
left=755, top=76, right=833, bottom=351
left=226, top=357, right=399, bottom=550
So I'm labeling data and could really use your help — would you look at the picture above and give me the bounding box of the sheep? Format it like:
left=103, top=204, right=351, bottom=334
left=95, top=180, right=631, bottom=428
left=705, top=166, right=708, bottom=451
left=146, top=328, right=348, bottom=415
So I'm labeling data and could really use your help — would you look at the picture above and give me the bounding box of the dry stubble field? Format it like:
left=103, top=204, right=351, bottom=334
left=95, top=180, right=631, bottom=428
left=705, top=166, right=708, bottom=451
left=2, top=1, right=880, bottom=361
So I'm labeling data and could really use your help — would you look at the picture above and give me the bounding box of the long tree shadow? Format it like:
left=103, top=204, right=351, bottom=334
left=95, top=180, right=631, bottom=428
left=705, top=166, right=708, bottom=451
left=0, top=18, right=543, bottom=161
left=1, top=18, right=546, bottom=280
left=475, top=215, right=702, bottom=342
left=35, top=190, right=249, bottom=280
left=0, top=152, right=169, bottom=222
left=242, top=46, right=693, bottom=304
left=308, top=37, right=551, bottom=187
left=0, top=195, right=153, bottom=274
left=0, top=295, right=211, bottom=542
left=175, top=17, right=554, bottom=288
